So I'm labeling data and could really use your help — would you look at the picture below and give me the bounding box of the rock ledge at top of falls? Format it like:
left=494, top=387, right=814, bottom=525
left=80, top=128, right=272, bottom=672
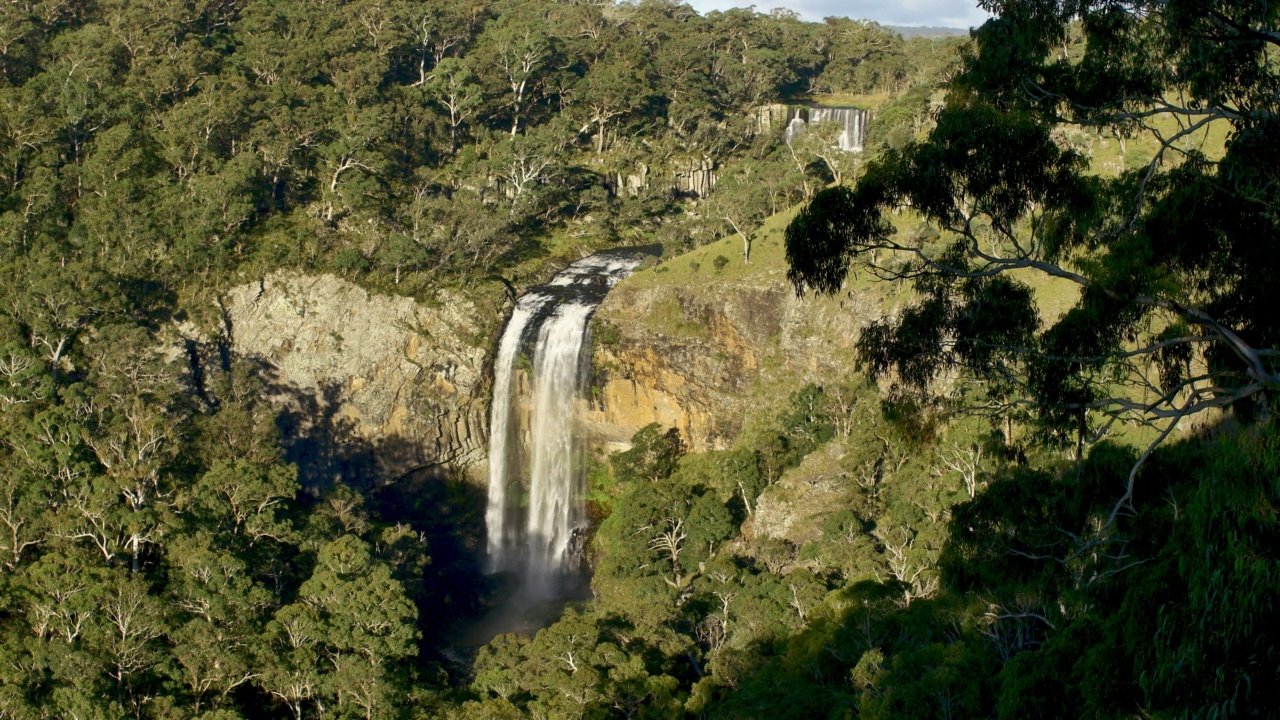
left=586, top=223, right=886, bottom=454
left=211, top=272, right=491, bottom=485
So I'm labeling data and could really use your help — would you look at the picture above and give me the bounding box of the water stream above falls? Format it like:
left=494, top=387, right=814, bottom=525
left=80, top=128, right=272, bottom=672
left=469, top=245, right=659, bottom=641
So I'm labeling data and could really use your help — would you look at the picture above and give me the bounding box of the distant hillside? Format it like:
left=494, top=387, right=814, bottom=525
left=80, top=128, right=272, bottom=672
left=887, top=24, right=972, bottom=37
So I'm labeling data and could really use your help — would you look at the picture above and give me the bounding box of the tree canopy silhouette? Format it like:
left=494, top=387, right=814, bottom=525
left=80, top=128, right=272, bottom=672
left=786, top=0, right=1280, bottom=490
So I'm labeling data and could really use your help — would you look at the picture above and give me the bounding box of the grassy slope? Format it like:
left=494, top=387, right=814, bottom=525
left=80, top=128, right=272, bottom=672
left=607, top=207, right=1023, bottom=448
left=606, top=209, right=855, bottom=441
left=607, top=111, right=1229, bottom=450
left=1075, top=113, right=1232, bottom=175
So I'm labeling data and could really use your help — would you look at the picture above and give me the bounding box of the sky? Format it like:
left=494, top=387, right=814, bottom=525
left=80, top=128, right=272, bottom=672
left=684, top=0, right=991, bottom=30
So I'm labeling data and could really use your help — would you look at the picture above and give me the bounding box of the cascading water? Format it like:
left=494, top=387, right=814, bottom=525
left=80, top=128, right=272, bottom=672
left=483, top=301, right=541, bottom=566
left=524, top=301, right=595, bottom=596
left=485, top=247, right=657, bottom=600
left=783, top=106, right=868, bottom=152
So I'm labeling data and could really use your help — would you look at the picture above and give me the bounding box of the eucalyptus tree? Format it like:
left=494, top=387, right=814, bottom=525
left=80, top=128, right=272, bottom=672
left=814, top=19, right=909, bottom=95
left=428, top=58, right=482, bottom=152
left=472, top=14, right=552, bottom=136
left=706, top=9, right=792, bottom=110
left=786, top=0, right=1280, bottom=518
left=707, top=159, right=774, bottom=261
left=261, top=535, right=418, bottom=720
left=575, top=51, right=658, bottom=156
left=401, top=3, right=479, bottom=87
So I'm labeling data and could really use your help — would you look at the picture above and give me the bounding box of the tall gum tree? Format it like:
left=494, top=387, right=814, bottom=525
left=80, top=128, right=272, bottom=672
left=785, top=0, right=1280, bottom=526
left=474, top=15, right=551, bottom=137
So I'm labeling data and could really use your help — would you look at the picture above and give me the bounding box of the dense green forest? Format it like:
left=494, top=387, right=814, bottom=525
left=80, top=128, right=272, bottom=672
left=2, top=0, right=1277, bottom=718
left=0, top=1, right=971, bottom=718
left=0, top=0, right=957, bottom=297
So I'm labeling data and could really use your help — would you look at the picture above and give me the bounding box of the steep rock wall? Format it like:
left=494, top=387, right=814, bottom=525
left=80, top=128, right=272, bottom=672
left=585, top=232, right=882, bottom=453
left=216, top=273, right=491, bottom=485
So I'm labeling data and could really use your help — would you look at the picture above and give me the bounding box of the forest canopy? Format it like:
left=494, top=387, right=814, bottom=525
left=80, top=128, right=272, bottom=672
left=0, top=0, right=957, bottom=298
left=786, top=0, right=1280, bottom=453
left=4, top=0, right=1274, bottom=717
left=777, top=0, right=1280, bottom=714
left=0, top=1, right=971, bottom=719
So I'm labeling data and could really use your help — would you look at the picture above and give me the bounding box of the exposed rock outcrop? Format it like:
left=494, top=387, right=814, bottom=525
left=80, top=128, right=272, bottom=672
left=754, top=103, right=793, bottom=134
left=213, top=273, right=491, bottom=486
left=751, top=442, right=857, bottom=544
left=586, top=232, right=881, bottom=453
left=673, top=157, right=717, bottom=197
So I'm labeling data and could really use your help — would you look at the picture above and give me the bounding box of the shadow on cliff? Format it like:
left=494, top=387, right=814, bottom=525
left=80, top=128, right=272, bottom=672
left=227, top=362, right=437, bottom=494
left=271, top=378, right=387, bottom=493
left=368, top=465, right=489, bottom=652
left=244, top=360, right=491, bottom=659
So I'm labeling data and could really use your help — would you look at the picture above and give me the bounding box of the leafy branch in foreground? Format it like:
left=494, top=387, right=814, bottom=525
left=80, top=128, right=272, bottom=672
left=786, top=0, right=1279, bottom=489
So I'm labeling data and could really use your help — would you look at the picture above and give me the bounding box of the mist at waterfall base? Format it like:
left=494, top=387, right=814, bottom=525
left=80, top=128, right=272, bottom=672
left=460, top=246, right=658, bottom=645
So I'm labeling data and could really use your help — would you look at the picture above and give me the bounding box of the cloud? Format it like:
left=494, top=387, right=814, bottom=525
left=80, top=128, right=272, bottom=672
left=684, top=0, right=991, bottom=29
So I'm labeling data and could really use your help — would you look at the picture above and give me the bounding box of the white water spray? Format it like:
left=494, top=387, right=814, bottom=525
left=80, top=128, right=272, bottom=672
left=484, top=300, right=542, bottom=566
left=485, top=249, right=653, bottom=597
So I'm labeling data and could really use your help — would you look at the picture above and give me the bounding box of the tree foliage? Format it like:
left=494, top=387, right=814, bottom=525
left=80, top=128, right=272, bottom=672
left=765, top=1, right=1280, bottom=716
left=0, top=2, right=991, bottom=718
left=786, top=0, right=1280, bottom=468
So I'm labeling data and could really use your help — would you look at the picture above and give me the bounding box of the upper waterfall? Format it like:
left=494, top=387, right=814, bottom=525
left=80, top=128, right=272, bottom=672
left=485, top=247, right=658, bottom=598
left=769, top=105, right=869, bottom=152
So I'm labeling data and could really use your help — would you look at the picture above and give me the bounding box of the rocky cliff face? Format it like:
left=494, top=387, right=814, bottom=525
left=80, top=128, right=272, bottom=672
left=585, top=227, right=882, bottom=453
left=212, top=273, right=492, bottom=486
left=751, top=441, right=860, bottom=545
left=587, top=282, right=780, bottom=451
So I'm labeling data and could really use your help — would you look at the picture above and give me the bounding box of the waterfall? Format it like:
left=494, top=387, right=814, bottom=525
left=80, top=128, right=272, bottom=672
left=484, top=300, right=543, bottom=567
left=524, top=302, right=595, bottom=596
left=784, top=108, right=807, bottom=146
left=485, top=248, right=656, bottom=598
left=783, top=106, right=868, bottom=152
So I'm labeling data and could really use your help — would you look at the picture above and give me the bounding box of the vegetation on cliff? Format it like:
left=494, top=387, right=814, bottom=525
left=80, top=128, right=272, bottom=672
left=0, top=0, right=960, bottom=301
left=0, top=1, right=967, bottom=718
left=461, top=0, right=1279, bottom=716
left=465, top=379, right=1280, bottom=718
left=4, top=0, right=1272, bottom=716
